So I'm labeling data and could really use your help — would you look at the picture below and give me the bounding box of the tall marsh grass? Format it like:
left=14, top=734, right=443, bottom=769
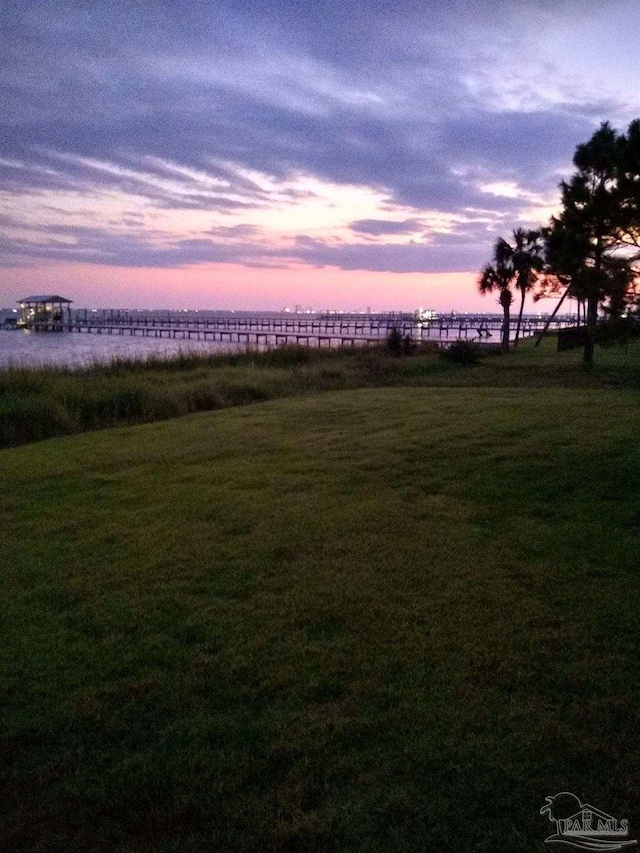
left=7, top=335, right=633, bottom=449
left=0, top=344, right=446, bottom=448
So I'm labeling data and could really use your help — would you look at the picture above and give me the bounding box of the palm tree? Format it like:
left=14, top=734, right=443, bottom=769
left=509, top=228, right=544, bottom=345
left=478, top=237, right=515, bottom=352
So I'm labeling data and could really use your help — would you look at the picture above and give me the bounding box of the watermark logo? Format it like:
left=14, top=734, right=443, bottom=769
left=540, top=792, right=637, bottom=851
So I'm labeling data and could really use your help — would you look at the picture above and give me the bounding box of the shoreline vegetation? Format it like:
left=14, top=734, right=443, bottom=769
left=2, top=335, right=640, bottom=449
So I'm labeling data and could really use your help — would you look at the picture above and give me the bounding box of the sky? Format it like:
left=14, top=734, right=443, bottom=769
left=1, top=0, right=639, bottom=311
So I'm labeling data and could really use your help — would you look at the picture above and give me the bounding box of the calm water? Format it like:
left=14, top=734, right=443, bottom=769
left=0, top=326, right=482, bottom=368
left=0, top=328, right=246, bottom=368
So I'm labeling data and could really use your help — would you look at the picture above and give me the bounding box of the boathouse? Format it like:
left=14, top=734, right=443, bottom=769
left=18, top=295, right=73, bottom=326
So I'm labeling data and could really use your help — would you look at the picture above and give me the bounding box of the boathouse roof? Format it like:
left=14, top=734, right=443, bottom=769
left=19, top=295, right=73, bottom=304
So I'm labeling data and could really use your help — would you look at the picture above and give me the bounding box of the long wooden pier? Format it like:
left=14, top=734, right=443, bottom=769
left=75, top=312, right=574, bottom=338
left=2, top=311, right=576, bottom=347
left=12, top=321, right=390, bottom=349
left=69, top=313, right=415, bottom=336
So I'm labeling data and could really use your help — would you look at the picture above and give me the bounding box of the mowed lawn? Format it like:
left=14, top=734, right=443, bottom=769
left=2, top=386, right=640, bottom=851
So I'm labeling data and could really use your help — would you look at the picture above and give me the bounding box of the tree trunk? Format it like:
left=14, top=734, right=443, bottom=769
left=583, top=294, right=599, bottom=364
left=535, top=284, right=570, bottom=347
left=584, top=237, right=602, bottom=364
left=501, top=302, right=510, bottom=352
left=514, top=287, right=525, bottom=346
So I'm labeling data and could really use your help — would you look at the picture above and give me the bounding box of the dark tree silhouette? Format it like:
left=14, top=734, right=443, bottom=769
left=533, top=218, right=592, bottom=345
left=507, top=228, right=544, bottom=345
left=544, top=121, right=640, bottom=363
left=478, top=238, right=515, bottom=352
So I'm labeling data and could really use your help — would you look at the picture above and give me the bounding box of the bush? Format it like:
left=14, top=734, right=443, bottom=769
left=440, top=340, right=482, bottom=365
left=386, top=326, right=416, bottom=355
left=596, top=317, right=640, bottom=347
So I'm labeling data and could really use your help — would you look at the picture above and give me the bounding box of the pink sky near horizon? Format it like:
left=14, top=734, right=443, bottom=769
left=0, top=262, right=564, bottom=314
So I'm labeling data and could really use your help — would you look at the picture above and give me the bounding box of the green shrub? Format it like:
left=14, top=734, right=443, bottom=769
left=386, top=326, right=416, bottom=355
left=440, top=340, right=483, bottom=365
left=596, top=317, right=640, bottom=347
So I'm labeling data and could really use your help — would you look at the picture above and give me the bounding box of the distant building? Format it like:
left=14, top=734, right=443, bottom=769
left=18, top=295, right=73, bottom=326
left=416, top=307, right=437, bottom=321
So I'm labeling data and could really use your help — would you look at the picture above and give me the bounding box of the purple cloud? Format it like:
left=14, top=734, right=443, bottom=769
left=1, top=0, right=637, bottom=273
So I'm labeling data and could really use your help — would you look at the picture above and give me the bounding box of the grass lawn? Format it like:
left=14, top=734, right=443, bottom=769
left=2, top=375, right=640, bottom=851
